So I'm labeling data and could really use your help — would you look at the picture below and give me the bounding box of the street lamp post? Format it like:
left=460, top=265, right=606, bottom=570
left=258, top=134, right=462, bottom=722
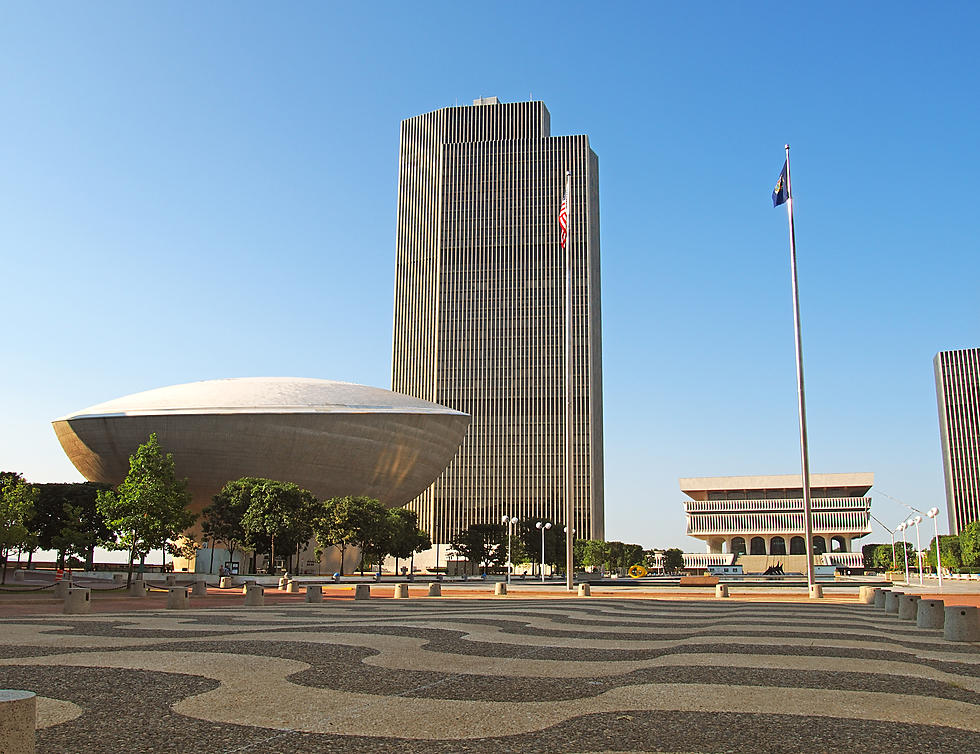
left=897, top=522, right=909, bottom=583
left=912, top=515, right=923, bottom=586
left=564, top=526, right=575, bottom=580
left=535, top=521, right=552, bottom=584
left=927, top=507, right=943, bottom=590
left=502, top=516, right=518, bottom=584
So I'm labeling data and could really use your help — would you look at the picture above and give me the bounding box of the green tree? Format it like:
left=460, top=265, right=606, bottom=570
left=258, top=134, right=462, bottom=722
left=96, top=434, right=197, bottom=585
left=581, top=539, right=610, bottom=573
left=349, top=498, right=392, bottom=575
left=202, top=478, right=258, bottom=571
left=387, top=507, right=430, bottom=575
left=959, top=521, right=980, bottom=568
left=240, top=480, right=316, bottom=573
left=0, top=475, right=38, bottom=583
left=925, top=535, right=961, bottom=572
left=31, top=482, right=112, bottom=569
left=620, top=544, right=645, bottom=569
left=450, top=523, right=505, bottom=574
left=860, top=542, right=895, bottom=571
left=663, top=548, right=685, bottom=574
left=311, top=495, right=373, bottom=574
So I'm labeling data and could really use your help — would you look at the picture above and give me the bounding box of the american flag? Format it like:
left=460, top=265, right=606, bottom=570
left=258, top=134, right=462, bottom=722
left=558, top=179, right=568, bottom=249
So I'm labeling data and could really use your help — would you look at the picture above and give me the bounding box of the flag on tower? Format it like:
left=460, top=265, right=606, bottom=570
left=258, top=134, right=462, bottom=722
left=558, top=177, right=569, bottom=248
left=772, top=160, right=790, bottom=207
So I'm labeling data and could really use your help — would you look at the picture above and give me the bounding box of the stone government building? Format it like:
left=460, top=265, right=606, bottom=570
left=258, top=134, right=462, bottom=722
left=681, top=473, right=873, bottom=566
left=935, top=347, right=980, bottom=534
left=392, top=97, right=604, bottom=546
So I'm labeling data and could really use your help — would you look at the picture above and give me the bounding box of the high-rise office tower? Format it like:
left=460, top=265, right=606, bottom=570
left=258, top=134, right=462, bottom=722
left=392, top=97, right=603, bottom=544
left=935, top=347, right=980, bottom=534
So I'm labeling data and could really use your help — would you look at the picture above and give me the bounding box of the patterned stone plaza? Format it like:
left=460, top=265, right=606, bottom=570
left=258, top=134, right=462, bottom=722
left=1, top=595, right=979, bottom=753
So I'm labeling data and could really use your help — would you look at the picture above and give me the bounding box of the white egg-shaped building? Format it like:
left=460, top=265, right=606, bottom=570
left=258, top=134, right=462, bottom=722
left=52, top=377, right=469, bottom=511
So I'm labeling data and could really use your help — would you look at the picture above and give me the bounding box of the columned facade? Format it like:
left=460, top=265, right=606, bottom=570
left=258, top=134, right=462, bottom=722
left=681, top=473, right=873, bottom=555
left=935, top=348, right=980, bottom=535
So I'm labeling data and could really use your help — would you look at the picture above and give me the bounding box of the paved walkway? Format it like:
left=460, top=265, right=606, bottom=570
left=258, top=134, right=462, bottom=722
left=1, top=595, right=978, bottom=752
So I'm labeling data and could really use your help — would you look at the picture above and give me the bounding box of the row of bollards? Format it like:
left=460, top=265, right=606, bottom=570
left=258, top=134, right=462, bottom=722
left=866, top=586, right=980, bottom=642
left=60, top=578, right=604, bottom=614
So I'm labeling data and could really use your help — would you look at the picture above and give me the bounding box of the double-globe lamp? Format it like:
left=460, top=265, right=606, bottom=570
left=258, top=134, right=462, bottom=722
left=501, top=516, right=519, bottom=584
left=535, top=521, right=552, bottom=583
left=927, top=507, right=943, bottom=590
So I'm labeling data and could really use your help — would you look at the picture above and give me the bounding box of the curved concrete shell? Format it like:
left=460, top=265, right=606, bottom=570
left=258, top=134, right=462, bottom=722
left=52, top=377, right=469, bottom=510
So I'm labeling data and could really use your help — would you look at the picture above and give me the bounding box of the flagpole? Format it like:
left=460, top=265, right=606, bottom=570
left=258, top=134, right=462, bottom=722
left=784, top=144, right=816, bottom=592
left=564, top=170, right=575, bottom=592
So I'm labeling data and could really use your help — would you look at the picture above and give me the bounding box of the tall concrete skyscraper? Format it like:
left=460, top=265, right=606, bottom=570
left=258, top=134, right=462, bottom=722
left=392, top=97, right=603, bottom=544
left=935, top=347, right=980, bottom=534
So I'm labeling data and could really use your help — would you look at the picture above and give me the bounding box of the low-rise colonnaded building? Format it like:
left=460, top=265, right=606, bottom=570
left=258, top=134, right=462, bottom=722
left=681, top=473, right=873, bottom=558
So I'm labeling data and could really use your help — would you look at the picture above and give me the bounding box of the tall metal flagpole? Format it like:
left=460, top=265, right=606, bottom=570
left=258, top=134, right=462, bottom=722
left=564, top=170, right=575, bottom=591
left=783, top=145, right=816, bottom=591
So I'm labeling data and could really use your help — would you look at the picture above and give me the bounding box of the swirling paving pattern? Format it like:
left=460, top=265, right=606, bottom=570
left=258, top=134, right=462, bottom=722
left=1, top=598, right=978, bottom=752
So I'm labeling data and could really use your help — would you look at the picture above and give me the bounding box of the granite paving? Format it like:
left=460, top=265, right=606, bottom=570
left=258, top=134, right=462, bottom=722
left=0, top=597, right=977, bottom=752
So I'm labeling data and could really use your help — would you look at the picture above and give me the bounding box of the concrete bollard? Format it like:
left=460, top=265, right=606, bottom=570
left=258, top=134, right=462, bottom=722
left=52, top=581, right=70, bottom=600
left=354, top=584, right=371, bottom=600
left=165, top=573, right=177, bottom=586
left=809, top=584, right=824, bottom=599
left=112, top=573, right=126, bottom=584
left=427, top=582, right=441, bottom=597
left=128, top=579, right=147, bottom=598
left=191, top=580, right=208, bottom=597
left=244, top=585, right=265, bottom=607
left=494, top=582, right=507, bottom=596
left=715, top=584, right=729, bottom=598
left=12, top=570, right=24, bottom=582
left=219, top=576, right=233, bottom=589
left=858, top=586, right=876, bottom=604
left=944, top=605, right=980, bottom=642
left=898, top=594, right=921, bottom=620
left=305, top=585, right=322, bottom=603
left=393, top=583, right=409, bottom=599
left=0, top=690, right=36, bottom=754
left=278, top=576, right=289, bottom=590
left=63, top=587, right=91, bottom=615
left=285, top=580, right=300, bottom=594
left=166, top=587, right=190, bottom=610
left=578, top=583, right=591, bottom=597
left=917, top=599, right=945, bottom=630
left=241, top=580, right=256, bottom=595
left=873, top=588, right=889, bottom=609
left=884, top=590, right=903, bottom=614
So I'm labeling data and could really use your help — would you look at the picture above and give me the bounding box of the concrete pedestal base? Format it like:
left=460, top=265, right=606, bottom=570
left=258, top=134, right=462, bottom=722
left=898, top=594, right=921, bottom=620
left=873, top=589, right=889, bottom=609
left=0, top=690, right=36, bottom=754
left=241, top=580, right=256, bottom=595
left=858, top=586, right=876, bottom=604
left=128, top=580, right=146, bottom=597
left=944, top=605, right=980, bottom=642
left=218, top=576, right=233, bottom=589
left=285, top=580, right=300, bottom=593
left=165, top=574, right=176, bottom=586
left=354, top=584, right=370, bottom=600
left=578, top=583, right=591, bottom=597
left=393, top=583, right=409, bottom=599
left=809, top=584, right=823, bottom=599
left=278, top=577, right=289, bottom=590
left=166, top=588, right=189, bottom=610
left=305, top=585, right=322, bottom=603
left=884, top=591, right=902, bottom=614
left=12, top=570, right=24, bottom=582
left=63, top=588, right=91, bottom=615
left=191, top=580, right=208, bottom=597
left=112, top=573, right=126, bottom=584
left=917, top=599, right=945, bottom=629
left=494, top=583, right=507, bottom=596
left=427, top=583, right=441, bottom=597
left=715, top=584, right=729, bottom=598
left=244, top=586, right=265, bottom=607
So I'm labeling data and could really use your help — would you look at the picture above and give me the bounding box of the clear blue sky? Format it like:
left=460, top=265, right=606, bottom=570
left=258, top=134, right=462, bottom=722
left=2, top=2, right=977, bottom=550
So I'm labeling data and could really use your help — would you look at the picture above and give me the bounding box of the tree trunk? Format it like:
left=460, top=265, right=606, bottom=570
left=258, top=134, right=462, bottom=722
left=270, top=536, right=276, bottom=574
left=209, top=541, right=215, bottom=573
left=27, top=549, right=33, bottom=568
left=85, top=545, right=95, bottom=571
left=1, top=551, right=7, bottom=584
left=339, top=543, right=346, bottom=575
left=126, top=540, right=136, bottom=587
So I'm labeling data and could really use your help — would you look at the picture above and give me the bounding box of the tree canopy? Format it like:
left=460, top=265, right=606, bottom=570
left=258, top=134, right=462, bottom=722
left=96, top=434, right=197, bottom=584
left=450, top=523, right=505, bottom=573
left=0, top=475, right=38, bottom=583
left=960, top=521, right=980, bottom=568
left=240, top=479, right=316, bottom=572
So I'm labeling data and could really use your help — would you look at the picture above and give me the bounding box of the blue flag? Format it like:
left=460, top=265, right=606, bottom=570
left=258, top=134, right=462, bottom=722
left=772, top=161, right=790, bottom=207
